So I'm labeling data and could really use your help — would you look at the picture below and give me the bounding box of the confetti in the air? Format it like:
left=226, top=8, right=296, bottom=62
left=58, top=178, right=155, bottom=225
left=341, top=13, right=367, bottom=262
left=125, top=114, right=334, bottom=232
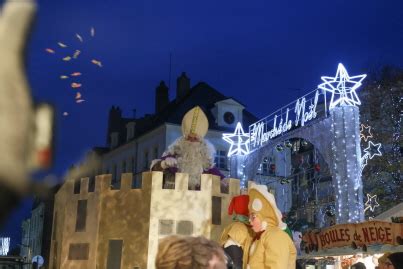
left=63, top=112, right=69, bottom=116
left=71, top=83, right=82, bottom=88
left=46, top=27, right=102, bottom=108
left=76, top=34, right=83, bottom=42
left=91, top=59, right=102, bottom=67
left=57, top=42, right=67, bottom=48
left=73, top=50, right=81, bottom=59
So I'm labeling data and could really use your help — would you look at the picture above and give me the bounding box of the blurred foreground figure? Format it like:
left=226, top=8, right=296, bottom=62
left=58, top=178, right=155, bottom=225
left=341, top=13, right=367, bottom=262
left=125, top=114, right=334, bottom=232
left=0, top=0, right=54, bottom=225
left=156, top=235, right=227, bottom=269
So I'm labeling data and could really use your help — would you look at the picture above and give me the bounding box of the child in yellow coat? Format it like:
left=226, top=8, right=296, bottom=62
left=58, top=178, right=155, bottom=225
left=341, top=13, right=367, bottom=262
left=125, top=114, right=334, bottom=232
left=247, top=183, right=297, bottom=269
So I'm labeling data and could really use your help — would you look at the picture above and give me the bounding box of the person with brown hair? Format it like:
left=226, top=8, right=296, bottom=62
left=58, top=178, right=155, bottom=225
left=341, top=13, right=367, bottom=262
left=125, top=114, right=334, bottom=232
left=156, top=235, right=227, bottom=269
left=378, top=252, right=392, bottom=269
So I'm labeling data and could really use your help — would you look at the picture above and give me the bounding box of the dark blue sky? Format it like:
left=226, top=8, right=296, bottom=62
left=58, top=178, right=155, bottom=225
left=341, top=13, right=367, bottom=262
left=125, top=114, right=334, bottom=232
left=2, top=0, right=403, bottom=249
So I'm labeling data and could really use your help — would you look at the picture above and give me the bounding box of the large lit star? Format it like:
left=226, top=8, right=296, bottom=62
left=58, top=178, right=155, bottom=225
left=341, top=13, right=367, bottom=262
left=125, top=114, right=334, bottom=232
left=364, top=194, right=380, bottom=212
left=363, top=141, right=382, bottom=159
left=223, top=122, right=250, bottom=157
left=318, top=63, right=366, bottom=110
left=360, top=124, right=373, bottom=142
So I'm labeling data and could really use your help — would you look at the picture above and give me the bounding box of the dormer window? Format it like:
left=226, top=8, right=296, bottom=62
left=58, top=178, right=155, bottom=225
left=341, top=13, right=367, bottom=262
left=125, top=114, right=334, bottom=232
left=213, top=98, right=245, bottom=128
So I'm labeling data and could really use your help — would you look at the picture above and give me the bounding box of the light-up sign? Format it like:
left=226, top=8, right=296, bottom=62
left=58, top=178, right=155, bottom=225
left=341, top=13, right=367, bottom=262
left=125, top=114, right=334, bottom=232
left=249, top=90, right=322, bottom=150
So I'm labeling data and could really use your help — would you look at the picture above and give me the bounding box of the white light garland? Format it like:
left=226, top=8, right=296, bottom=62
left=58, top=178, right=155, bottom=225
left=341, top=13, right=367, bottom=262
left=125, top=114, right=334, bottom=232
left=364, top=193, right=380, bottom=212
left=0, top=237, right=10, bottom=256
left=318, top=63, right=366, bottom=110
left=360, top=124, right=373, bottom=142
left=223, top=122, right=250, bottom=157
left=363, top=141, right=382, bottom=159
left=360, top=125, right=382, bottom=173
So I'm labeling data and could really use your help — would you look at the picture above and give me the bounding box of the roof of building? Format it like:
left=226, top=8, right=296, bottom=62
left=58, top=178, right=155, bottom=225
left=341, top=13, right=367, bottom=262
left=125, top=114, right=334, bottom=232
left=99, top=80, right=259, bottom=152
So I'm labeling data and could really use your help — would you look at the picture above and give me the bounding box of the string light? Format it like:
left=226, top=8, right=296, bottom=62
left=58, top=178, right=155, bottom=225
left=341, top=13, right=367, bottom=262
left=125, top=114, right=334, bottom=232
left=223, top=122, right=250, bottom=157
left=360, top=124, right=373, bottom=142
left=0, top=237, right=10, bottom=256
left=364, top=193, right=380, bottom=212
left=318, top=63, right=366, bottom=110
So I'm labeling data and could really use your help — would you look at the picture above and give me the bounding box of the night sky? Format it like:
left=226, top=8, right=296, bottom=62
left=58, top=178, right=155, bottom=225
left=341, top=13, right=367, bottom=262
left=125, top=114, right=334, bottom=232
left=2, top=0, right=403, bottom=250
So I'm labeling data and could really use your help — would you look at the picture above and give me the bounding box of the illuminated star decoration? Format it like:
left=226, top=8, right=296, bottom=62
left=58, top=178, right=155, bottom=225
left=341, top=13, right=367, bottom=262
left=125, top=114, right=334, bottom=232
left=360, top=124, right=373, bottom=142
left=363, top=141, right=382, bottom=159
left=223, top=122, right=250, bottom=157
left=318, top=63, right=367, bottom=110
left=364, top=194, right=380, bottom=212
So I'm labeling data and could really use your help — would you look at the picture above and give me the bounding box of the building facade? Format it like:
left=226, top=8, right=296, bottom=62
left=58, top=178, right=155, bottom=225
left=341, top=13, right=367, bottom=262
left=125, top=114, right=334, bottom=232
left=49, top=172, right=240, bottom=269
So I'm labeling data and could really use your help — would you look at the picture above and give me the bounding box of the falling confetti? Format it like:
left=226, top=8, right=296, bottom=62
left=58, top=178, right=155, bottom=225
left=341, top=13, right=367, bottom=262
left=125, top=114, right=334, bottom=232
left=75, top=92, right=82, bottom=99
left=63, top=112, right=69, bottom=116
left=73, top=50, right=81, bottom=59
left=91, top=59, right=102, bottom=67
left=63, top=56, right=72, bottom=61
left=45, top=48, right=55, bottom=54
left=90, top=27, right=95, bottom=37
left=76, top=34, right=83, bottom=42
left=57, top=42, right=67, bottom=48
left=71, top=83, right=82, bottom=88
left=70, top=72, right=82, bottom=77
left=76, top=99, right=85, bottom=103
left=60, top=75, right=69, bottom=79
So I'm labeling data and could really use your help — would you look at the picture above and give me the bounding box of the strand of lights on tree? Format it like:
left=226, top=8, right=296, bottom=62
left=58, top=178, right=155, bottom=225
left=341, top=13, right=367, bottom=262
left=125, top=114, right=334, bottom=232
left=0, top=237, right=10, bottom=256
left=222, top=122, right=250, bottom=157
left=364, top=193, right=380, bottom=213
left=318, top=63, right=366, bottom=110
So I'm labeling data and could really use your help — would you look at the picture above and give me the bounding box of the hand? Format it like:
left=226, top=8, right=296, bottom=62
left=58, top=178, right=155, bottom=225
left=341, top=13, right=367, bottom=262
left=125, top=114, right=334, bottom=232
left=161, top=157, right=177, bottom=169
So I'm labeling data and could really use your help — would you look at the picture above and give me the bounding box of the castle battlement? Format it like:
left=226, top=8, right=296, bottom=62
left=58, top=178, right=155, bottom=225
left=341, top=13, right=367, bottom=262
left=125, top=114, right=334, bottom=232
left=52, top=172, right=242, bottom=269
left=69, top=172, right=240, bottom=196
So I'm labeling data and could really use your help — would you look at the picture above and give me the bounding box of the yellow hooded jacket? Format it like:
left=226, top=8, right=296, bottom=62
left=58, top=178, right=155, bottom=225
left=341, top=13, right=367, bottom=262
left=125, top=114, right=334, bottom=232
left=247, top=184, right=297, bottom=269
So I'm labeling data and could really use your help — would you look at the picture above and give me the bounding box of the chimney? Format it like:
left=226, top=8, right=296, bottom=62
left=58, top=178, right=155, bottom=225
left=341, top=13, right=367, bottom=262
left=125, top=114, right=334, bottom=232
left=155, top=81, right=169, bottom=113
left=107, top=106, right=122, bottom=146
left=176, top=72, right=190, bottom=100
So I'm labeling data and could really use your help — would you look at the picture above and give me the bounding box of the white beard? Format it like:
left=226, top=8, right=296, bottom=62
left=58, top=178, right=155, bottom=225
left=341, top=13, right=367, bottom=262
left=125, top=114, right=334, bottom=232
left=164, top=137, right=215, bottom=188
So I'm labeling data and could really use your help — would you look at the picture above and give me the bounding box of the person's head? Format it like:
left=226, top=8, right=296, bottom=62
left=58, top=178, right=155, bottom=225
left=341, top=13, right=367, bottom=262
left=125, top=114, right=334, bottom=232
left=351, top=262, right=366, bottom=269
left=156, top=235, right=227, bottom=269
left=386, top=252, right=403, bottom=269
left=248, top=183, right=286, bottom=233
left=378, top=253, right=392, bottom=269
